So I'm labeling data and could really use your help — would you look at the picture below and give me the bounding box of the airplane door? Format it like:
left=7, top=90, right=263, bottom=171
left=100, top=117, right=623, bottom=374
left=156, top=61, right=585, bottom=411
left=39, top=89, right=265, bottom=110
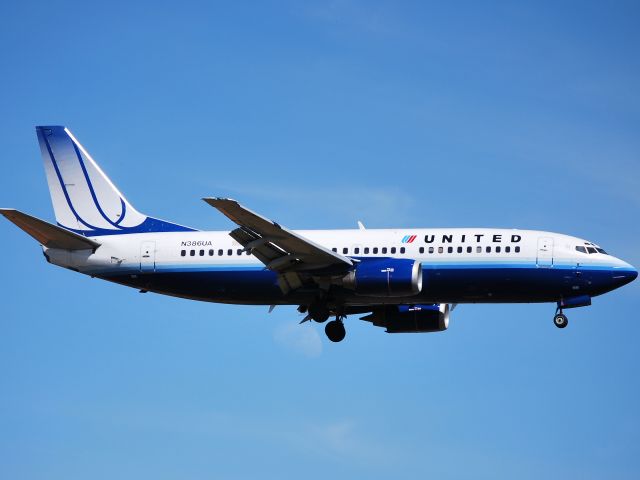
left=536, top=237, right=553, bottom=267
left=140, top=241, right=156, bottom=272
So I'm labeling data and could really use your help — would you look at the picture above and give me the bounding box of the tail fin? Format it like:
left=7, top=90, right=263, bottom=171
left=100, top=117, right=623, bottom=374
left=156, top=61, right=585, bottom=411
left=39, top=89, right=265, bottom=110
left=36, top=126, right=194, bottom=236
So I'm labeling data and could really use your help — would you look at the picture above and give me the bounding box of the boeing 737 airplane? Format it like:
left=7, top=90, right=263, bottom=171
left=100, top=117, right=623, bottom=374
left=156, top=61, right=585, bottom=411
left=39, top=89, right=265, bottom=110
left=2, top=126, right=637, bottom=342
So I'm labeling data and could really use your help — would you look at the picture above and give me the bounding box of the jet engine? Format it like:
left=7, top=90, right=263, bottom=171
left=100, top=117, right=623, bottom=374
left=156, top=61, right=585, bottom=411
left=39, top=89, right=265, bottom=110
left=342, top=258, right=422, bottom=297
left=362, top=304, right=450, bottom=333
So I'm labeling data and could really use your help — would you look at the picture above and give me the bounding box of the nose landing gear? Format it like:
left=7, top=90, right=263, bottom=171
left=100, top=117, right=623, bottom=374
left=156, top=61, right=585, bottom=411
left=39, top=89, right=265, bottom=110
left=325, top=317, right=346, bottom=342
left=553, top=307, right=568, bottom=329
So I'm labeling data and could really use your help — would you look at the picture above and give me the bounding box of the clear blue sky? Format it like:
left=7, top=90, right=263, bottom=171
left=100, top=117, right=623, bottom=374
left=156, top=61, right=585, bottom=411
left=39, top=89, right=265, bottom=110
left=1, top=1, right=639, bottom=479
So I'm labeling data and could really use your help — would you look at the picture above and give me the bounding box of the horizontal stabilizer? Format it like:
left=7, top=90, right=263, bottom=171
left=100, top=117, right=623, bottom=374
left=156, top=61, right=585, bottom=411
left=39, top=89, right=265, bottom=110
left=0, top=208, right=100, bottom=250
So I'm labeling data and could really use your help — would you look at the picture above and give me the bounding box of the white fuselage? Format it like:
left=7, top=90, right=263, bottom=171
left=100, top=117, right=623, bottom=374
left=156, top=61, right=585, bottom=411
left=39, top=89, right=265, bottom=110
left=43, top=227, right=634, bottom=306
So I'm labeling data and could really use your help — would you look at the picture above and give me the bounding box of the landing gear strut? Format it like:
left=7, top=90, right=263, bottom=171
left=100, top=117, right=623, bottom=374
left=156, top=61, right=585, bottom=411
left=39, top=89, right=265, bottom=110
left=553, top=307, right=568, bottom=329
left=325, top=317, right=346, bottom=342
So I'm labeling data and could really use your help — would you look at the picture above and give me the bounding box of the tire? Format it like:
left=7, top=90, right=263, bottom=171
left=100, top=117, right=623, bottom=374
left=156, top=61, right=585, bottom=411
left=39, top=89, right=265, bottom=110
left=309, top=303, right=330, bottom=323
left=554, top=314, right=568, bottom=329
left=325, top=320, right=346, bottom=342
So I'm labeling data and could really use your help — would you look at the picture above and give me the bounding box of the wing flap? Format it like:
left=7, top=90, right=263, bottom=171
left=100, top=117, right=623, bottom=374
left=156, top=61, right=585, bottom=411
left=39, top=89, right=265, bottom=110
left=203, top=197, right=353, bottom=274
left=0, top=208, right=100, bottom=250
left=229, top=226, right=284, bottom=266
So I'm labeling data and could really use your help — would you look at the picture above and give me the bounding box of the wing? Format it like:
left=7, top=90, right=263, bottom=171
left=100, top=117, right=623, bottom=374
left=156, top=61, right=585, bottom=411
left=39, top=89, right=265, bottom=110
left=203, top=198, right=353, bottom=280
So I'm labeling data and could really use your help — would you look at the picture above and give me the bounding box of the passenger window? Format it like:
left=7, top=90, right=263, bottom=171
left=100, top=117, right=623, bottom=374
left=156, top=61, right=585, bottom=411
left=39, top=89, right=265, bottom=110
left=400, top=247, right=405, bottom=254
left=373, top=247, right=379, bottom=254
left=332, top=248, right=337, bottom=252
left=496, top=246, right=501, bottom=253
left=515, top=246, right=521, bottom=253
left=438, top=246, right=443, bottom=253
left=505, top=246, right=511, bottom=253
left=354, top=247, right=360, bottom=254
left=486, top=246, right=491, bottom=253
left=190, top=250, right=195, bottom=256
left=448, top=247, right=453, bottom=253
left=476, top=246, right=481, bottom=253
left=237, top=249, right=243, bottom=255
left=419, top=247, right=425, bottom=254
left=343, top=247, right=348, bottom=254
left=209, top=249, right=214, bottom=256
left=457, top=246, right=463, bottom=253
left=382, top=247, right=388, bottom=254
left=364, top=247, right=370, bottom=254
left=218, top=249, right=223, bottom=256
left=390, top=247, right=396, bottom=254
left=227, top=249, right=233, bottom=256
left=181, top=250, right=186, bottom=257
left=428, top=247, right=434, bottom=254
left=467, top=246, right=472, bottom=253
left=200, top=249, right=205, bottom=256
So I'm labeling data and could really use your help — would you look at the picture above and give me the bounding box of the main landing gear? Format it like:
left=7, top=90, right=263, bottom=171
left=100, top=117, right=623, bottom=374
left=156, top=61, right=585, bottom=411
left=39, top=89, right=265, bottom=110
left=325, top=317, right=346, bottom=343
left=307, top=302, right=330, bottom=323
left=299, top=301, right=347, bottom=342
left=553, top=307, right=568, bottom=329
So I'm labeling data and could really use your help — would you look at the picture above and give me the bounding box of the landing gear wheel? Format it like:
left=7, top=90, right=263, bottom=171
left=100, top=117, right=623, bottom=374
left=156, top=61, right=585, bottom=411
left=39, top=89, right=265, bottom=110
left=308, top=303, right=330, bottom=323
left=325, top=319, right=346, bottom=342
left=554, top=313, right=568, bottom=329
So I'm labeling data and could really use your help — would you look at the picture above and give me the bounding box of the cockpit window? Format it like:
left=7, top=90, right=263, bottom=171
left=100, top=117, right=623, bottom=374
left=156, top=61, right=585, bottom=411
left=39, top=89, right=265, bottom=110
left=577, top=244, right=608, bottom=255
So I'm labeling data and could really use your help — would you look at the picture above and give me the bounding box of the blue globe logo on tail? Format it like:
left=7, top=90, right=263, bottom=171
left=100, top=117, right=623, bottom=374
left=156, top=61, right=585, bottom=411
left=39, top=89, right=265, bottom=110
left=36, top=126, right=195, bottom=236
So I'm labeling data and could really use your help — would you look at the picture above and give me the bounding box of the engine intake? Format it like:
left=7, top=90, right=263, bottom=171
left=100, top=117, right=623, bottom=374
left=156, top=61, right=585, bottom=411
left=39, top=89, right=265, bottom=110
left=343, top=258, right=422, bottom=297
left=363, top=304, right=450, bottom=333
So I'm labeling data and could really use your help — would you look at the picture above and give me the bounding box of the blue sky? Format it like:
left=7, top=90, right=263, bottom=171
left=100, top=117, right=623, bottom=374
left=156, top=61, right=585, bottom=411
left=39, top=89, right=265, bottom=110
left=1, top=1, right=639, bottom=478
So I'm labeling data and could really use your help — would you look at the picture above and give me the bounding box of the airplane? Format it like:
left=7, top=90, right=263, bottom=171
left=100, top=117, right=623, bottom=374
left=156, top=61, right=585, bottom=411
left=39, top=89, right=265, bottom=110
left=1, top=126, right=637, bottom=342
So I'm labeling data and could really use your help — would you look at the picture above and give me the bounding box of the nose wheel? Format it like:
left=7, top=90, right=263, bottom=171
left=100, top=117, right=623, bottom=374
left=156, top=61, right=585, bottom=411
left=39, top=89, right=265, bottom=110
left=553, top=308, right=568, bottom=329
left=325, top=317, right=346, bottom=342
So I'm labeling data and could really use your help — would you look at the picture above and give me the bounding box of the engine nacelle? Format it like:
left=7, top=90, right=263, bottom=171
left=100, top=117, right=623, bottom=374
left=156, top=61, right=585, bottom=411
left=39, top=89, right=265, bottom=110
left=364, top=304, right=450, bottom=333
left=343, top=258, right=422, bottom=297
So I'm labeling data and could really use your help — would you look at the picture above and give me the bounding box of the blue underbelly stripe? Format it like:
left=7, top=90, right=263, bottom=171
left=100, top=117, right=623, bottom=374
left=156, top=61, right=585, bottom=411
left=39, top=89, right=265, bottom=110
left=87, top=261, right=630, bottom=277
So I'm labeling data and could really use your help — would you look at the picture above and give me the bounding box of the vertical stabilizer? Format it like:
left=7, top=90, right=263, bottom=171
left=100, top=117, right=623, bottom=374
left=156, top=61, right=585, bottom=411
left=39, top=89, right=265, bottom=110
left=36, top=126, right=194, bottom=236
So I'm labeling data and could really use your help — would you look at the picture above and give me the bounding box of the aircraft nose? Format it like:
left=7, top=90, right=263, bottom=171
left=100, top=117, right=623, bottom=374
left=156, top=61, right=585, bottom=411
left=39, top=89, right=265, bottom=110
left=611, top=262, right=638, bottom=288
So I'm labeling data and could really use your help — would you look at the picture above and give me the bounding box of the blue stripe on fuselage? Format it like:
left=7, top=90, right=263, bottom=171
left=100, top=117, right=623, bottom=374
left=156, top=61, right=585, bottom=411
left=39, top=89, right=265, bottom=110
left=91, top=260, right=630, bottom=305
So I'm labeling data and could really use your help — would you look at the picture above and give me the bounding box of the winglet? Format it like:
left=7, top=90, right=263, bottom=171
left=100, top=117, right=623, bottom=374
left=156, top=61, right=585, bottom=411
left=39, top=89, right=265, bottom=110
left=0, top=208, right=101, bottom=250
left=357, top=221, right=366, bottom=230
